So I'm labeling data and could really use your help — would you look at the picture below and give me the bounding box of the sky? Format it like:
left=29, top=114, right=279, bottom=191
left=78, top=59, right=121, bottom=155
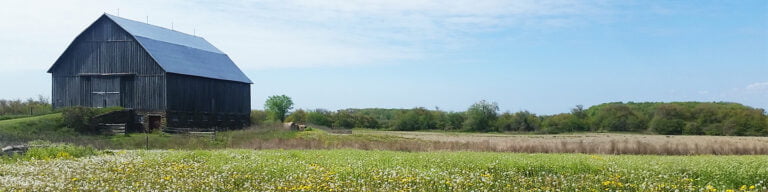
left=0, top=0, right=766, bottom=115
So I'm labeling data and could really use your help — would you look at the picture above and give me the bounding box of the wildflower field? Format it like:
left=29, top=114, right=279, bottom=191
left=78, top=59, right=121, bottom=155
left=1, top=149, right=766, bottom=191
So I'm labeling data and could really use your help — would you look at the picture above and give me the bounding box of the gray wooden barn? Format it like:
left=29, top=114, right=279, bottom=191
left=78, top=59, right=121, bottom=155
left=47, top=14, right=252, bottom=131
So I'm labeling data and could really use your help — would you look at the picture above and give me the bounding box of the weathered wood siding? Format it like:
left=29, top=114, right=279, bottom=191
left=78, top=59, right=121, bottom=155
left=165, top=73, right=250, bottom=128
left=50, top=15, right=251, bottom=130
left=50, top=16, right=165, bottom=110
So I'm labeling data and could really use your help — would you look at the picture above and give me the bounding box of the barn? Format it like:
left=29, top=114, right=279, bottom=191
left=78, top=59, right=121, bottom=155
left=47, top=14, right=252, bottom=131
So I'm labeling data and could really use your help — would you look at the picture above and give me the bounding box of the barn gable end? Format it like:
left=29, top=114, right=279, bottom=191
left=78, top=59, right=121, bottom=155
left=48, top=15, right=166, bottom=110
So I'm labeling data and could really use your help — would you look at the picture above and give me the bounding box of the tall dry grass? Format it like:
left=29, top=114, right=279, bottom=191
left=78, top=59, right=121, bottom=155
left=231, top=137, right=768, bottom=155
left=6, top=123, right=766, bottom=155
left=230, top=129, right=768, bottom=155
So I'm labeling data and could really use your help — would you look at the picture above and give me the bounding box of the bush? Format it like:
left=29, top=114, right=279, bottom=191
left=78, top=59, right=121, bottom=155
left=394, top=108, right=436, bottom=131
left=590, top=103, right=647, bottom=132
left=61, top=106, right=123, bottom=133
left=541, top=114, right=576, bottom=134
left=332, top=110, right=356, bottom=128
left=250, top=110, right=268, bottom=126
left=463, top=100, right=499, bottom=132
left=285, top=109, right=307, bottom=124
left=650, top=117, right=685, bottom=135
left=0, top=96, right=53, bottom=116
left=307, top=109, right=333, bottom=127
left=444, top=112, right=465, bottom=130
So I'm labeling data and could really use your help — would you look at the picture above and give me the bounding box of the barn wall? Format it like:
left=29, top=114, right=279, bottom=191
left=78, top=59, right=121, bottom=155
left=50, top=16, right=166, bottom=110
left=165, top=73, right=250, bottom=129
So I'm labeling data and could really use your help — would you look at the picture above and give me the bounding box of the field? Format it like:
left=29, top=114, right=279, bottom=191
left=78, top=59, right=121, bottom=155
left=3, top=114, right=768, bottom=155
left=1, top=149, right=766, bottom=191
left=359, top=130, right=768, bottom=155
left=2, top=116, right=768, bottom=191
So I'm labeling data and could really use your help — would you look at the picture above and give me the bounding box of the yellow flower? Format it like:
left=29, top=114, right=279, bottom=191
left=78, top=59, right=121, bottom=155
left=56, top=152, right=72, bottom=159
left=725, top=190, right=734, bottom=192
left=750, top=185, right=756, bottom=190
left=740, top=185, right=747, bottom=190
left=706, top=185, right=717, bottom=192
left=71, top=178, right=78, bottom=181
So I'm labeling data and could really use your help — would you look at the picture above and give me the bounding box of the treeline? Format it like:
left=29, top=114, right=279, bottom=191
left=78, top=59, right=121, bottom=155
left=250, top=101, right=768, bottom=136
left=584, top=102, right=768, bottom=136
left=0, top=96, right=53, bottom=120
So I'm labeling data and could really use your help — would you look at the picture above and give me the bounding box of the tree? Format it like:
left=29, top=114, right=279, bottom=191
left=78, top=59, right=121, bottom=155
left=495, top=112, right=515, bottom=132
left=264, top=95, right=294, bottom=122
left=650, top=104, right=687, bottom=135
left=444, top=112, right=465, bottom=130
left=307, top=109, right=332, bottom=127
left=354, top=114, right=380, bottom=128
left=568, top=105, right=590, bottom=131
left=542, top=113, right=581, bottom=134
left=332, top=110, right=356, bottom=128
left=571, top=105, right=587, bottom=119
left=511, top=111, right=541, bottom=132
left=650, top=117, right=685, bottom=135
left=591, top=103, right=645, bottom=132
left=285, top=109, right=307, bottom=124
left=394, top=108, right=436, bottom=131
left=463, top=100, right=499, bottom=132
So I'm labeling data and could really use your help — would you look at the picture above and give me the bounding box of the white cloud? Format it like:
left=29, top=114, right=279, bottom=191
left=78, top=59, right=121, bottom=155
left=746, top=81, right=768, bottom=90
left=0, top=0, right=609, bottom=71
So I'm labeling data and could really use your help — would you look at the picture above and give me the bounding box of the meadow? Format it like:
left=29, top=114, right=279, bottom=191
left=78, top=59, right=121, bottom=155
left=3, top=114, right=768, bottom=155
left=0, top=149, right=766, bottom=191
left=2, top=115, right=768, bottom=191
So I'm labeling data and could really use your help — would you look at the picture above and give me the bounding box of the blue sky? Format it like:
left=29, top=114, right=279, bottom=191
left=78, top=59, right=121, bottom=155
left=0, top=0, right=766, bottom=115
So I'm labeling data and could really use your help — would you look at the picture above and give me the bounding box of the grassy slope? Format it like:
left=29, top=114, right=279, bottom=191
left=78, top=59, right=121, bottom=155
left=0, top=113, right=81, bottom=145
left=0, top=113, right=60, bottom=127
left=0, top=114, right=34, bottom=121
left=0, top=150, right=765, bottom=191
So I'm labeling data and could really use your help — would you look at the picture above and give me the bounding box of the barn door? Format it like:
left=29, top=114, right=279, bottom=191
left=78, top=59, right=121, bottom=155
left=91, top=76, right=121, bottom=108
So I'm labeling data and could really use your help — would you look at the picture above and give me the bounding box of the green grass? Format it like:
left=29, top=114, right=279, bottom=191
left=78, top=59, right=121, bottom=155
left=94, top=128, right=413, bottom=150
left=0, top=113, right=81, bottom=144
left=0, top=141, right=101, bottom=163
left=0, top=149, right=765, bottom=191
left=0, top=114, right=34, bottom=121
left=94, top=128, right=305, bottom=150
left=0, top=113, right=61, bottom=127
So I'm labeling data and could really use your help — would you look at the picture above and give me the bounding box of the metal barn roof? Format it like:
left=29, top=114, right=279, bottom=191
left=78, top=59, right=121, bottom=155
left=105, top=14, right=252, bottom=84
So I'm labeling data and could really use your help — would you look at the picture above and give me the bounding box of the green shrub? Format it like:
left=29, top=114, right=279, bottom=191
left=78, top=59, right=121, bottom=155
left=306, top=110, right=333, bottom=127
left=463, top=100, right=499, bottom=132
left=393, top=108, right=437, bottom=131
left=683, top=122, right=704, bottom=135
left=650, top=117, right=685, bottom=135
left=61, top=106, right=123, bottom=133
left=250, top=110, right=268, bottom=126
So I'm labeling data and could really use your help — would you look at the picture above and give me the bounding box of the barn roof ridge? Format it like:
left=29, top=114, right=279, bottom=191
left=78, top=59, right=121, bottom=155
left=103, top=14, right=223, bottom=54
left=102, top=14, right=252, bottom=84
